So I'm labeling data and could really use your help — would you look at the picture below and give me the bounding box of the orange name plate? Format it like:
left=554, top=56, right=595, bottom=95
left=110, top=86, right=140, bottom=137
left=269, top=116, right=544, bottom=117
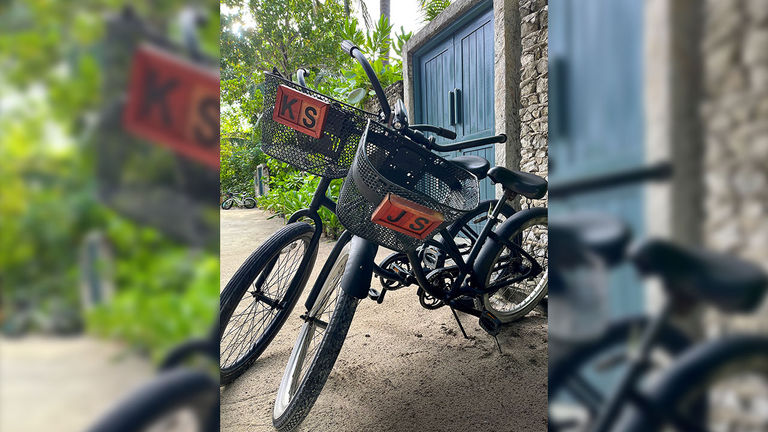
left=371, top=193, right=444, bottom=239
left=272, top=85, right=329, bottom=139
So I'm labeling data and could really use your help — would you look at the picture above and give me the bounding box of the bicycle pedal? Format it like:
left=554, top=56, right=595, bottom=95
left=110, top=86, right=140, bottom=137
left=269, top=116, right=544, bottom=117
left=479, top=310, right=502, bottom=337
left=368, top=287, right=387, bottom=303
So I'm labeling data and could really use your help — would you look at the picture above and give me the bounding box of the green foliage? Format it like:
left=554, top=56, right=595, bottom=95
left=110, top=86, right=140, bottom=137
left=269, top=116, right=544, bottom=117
left=325, top=16, right=412, bottom=108
left=257, top=160, right=345, bottom=239
left=220, top=136, right=265, bottom=194
left=86, top=241, right=218, bottom=362
left=418, top=0, right=452, bottom=22
left=0, top=1, right=219, bottom=361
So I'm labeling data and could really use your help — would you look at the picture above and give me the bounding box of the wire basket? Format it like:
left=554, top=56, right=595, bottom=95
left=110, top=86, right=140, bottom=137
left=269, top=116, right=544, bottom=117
left=260, top=72, right=379, bottom=179
left=337, top=120, right=480, bottom=252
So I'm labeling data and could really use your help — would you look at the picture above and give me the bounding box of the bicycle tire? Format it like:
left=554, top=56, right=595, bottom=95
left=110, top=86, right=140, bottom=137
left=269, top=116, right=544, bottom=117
left=481, top=207, right=548, bottom=322
left=86, top=369, right=219, bottom=432
left=221, top=199, right=234, bottom=210
left=243, top=197, right=257, bottom=209
left=548, top=316, right=691, bottom=432
left=219, top=222, right=317, bottom=384
left=273, top=238, right=359, bottom=432
left=617, top=335, right=768, bottom=432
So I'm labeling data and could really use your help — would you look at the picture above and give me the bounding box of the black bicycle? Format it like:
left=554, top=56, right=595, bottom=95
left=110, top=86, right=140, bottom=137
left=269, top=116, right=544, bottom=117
left=270, top=41, right=548, bottom=431
left=219, top=45, right=547, bottom=388
left=546, top=170, right=768, bottom=432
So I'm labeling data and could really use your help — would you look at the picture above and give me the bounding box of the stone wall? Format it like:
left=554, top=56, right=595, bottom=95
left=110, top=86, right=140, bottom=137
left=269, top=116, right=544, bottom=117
left=702, top=0, right=768, bottom=333
left=363, top=80, right=404, bottom=115
left=518, top=0, right=548, bottom=207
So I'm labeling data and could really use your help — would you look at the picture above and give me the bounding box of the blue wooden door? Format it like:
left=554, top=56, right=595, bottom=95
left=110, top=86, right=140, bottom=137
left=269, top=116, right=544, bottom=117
left=549, top=0, right=645, bottom=317
left=415, top=3, right=495, bottom=202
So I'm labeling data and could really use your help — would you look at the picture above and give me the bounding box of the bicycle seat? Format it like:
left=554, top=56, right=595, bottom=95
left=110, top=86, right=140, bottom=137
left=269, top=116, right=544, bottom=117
left=549, top=213, right=632, bottom=267
left=487, top=166, right=547, bottom=199
left=449, top=155, right=490, bottom=179
left=633, top=240, right=768, bottom=313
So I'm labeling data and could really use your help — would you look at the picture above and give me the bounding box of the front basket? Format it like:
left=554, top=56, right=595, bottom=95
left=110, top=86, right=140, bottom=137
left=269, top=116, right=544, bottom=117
left=337, top=120, right=479, bottom=252
left=260, top=72, right=379, bottom=179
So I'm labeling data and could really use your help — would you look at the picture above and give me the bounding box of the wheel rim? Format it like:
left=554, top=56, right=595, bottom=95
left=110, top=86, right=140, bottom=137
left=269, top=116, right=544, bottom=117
left=142, top=407, right=201, bottom=432
left=220, top=237, right=309, bottom=370
left=274, top=244, right=350, bottom=417
left=483, top=216, right=548, bottom=317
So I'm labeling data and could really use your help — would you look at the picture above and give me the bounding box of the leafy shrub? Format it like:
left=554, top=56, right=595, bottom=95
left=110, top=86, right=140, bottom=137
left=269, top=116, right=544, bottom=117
left=258, top=159, right=345, bottom=239
left=86, top=216, right=218, bottom=363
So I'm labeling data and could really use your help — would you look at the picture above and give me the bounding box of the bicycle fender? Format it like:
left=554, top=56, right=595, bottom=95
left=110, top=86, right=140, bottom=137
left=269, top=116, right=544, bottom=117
left=473, top=206, right=548, bottom=287
left=616, top=335, right=768, bottom=432
left=341, top=236, right=379, bottom=299
left=304, top=230, right=352, bottom=310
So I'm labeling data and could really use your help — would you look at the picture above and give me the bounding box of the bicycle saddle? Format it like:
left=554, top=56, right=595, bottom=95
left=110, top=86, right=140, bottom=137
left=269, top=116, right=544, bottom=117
left=487, top=166, right=548, bottom=199
left=549, top=213, right=632, bottom=267
left=449, top=155, right=490, bottom=179
left=632, top=240, right=768, bottom=313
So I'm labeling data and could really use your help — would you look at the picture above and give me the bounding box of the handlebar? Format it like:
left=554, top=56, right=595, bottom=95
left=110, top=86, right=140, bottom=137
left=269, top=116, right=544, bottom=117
left=548, top=162, right=673, bottom=198
left=340, top=40, right=391, bottom=124
left=296, top=68, right=308, bottom=87
left=402, top=128, right=507, bottom=152
left=409, top=124, right=457, bottom=140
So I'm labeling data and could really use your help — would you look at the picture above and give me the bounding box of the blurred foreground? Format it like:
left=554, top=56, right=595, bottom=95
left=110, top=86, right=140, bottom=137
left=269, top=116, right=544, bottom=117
left=0, top=1, right=219, bottom=431
left=548, top=0, right=768, bottom=430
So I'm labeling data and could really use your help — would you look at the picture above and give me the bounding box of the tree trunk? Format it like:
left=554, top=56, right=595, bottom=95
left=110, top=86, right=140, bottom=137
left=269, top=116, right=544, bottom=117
left=380, top=0, right=391, bottom=63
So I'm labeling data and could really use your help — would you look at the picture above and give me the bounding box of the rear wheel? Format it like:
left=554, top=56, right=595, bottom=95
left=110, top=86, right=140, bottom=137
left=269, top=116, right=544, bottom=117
left=619, top=337, right=768, bottom=432
left=273, top=237, right=359, bottom=432
left=548, top=317, right=690, bottom=432
left=482, top=208, right=548, bottom=322
left=243, top=197, right=257, bottom=209
left=86, top=369, right=218, bottom=432
left=219, top=222, right=317, bottom=384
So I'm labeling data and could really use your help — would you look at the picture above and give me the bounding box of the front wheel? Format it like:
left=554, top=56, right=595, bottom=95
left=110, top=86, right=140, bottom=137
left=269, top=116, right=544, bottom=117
left=219, top=222, right=317, bottom=384
left=482, top=207, right=548, bottom=323
left=273, top=238, right=359, bottom=432
left=243, top=197, right=257, bottom=209
left=221, top=199, right=234, bottom=210
left=86, top=369, right=218, bottom=432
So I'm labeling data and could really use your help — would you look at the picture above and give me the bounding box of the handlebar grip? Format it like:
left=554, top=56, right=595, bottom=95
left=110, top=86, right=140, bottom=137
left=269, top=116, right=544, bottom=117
left=409, top=124, right=457, bottom=140
left=296, top=68, right=308, bottom=87
left=439, top=128, right=457, bottom=140
left=341, top=40, right=357, bottom=56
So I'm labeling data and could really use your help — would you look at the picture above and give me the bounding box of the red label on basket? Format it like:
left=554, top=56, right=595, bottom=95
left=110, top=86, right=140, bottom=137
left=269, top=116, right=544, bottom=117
left=371, top=193, right=444, bottom=239
left=273, top=85, right=329, bottom=139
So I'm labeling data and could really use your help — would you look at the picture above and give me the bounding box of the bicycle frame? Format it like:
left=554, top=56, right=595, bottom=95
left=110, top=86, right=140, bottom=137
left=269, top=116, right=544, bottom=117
left=587, top=300, right=673, bottom=432
left=376, top=192, right=545, bottom=317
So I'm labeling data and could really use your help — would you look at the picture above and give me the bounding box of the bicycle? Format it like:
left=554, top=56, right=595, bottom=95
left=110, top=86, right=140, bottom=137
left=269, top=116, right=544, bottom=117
left=270, top=41, right=548, bottom=431
left=220, top=191, right=257, bottom=210
left=220, top=46, right=547, bottom=389
left=546, top=169, right=768, bottom=432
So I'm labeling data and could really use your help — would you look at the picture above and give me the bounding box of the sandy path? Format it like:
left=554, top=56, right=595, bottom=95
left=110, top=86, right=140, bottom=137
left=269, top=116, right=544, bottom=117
left=220, top=209, right=548, bottom=432
left=0, top=336, right=153, bottom=432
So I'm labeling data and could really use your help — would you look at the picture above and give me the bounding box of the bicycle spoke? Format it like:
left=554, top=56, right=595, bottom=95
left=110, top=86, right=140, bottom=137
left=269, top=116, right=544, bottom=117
left=221, top=237, right=309, bottom=369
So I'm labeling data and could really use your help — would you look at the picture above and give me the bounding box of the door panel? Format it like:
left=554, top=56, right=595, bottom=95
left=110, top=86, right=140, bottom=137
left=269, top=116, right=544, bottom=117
left=455, top=8, right=494, bottom=141
left=418, top=38, right=455, bottom=146
left=549, top=0, right=645, bottom=316
left=415, top=4, right=496, bottom=203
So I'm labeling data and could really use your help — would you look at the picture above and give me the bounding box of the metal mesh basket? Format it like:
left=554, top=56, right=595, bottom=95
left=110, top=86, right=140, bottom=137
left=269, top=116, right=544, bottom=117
left=260, top=72, right=379, bottom=179
left=337, top=120, right=480, bottom=252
